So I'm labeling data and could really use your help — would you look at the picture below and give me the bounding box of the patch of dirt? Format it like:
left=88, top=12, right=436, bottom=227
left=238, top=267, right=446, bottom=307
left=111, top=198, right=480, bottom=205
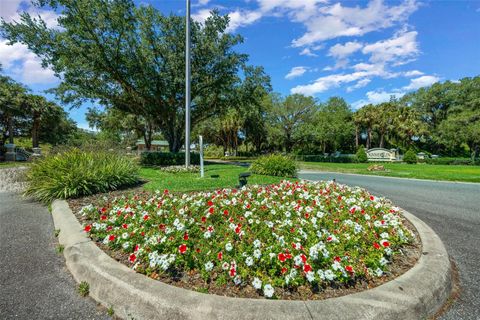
left=68, top=189, right=421, bottom=301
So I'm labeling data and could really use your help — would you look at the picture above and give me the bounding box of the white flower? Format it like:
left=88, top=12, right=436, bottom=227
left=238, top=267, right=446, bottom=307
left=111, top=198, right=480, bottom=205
left=263, top=284, right=275, bottom=298
left=204, top=261, right=214, bottom=272
left=203, top=231, right=212, bottom=239
left=253, top=239, right=261, bottom=248
left=245, top=256, right=254, bottom=266
left=375, top=268, right=383, bottom=277
left=324, top=269, right=335, bottom=281
left=253, top=249, right=262, bottom=259
left=380, top=232, right=389, bottom=239
left=225, top=242, right=233, bottom=251
left=379, top=257, right=389, bottom=266
left=122, top=242, right=130, bottom=249
left=222, top=262, right=230, bottom=270
left=384, top=248, right=392, bottom=256
left=234, top=275, right=242, bottom=285
left=252, top=277, right=262, bottom=290
left=306, top=271, right=316, bottom=283
left=122, top=232, right=129, bottom=239
left=317, top=270, right=325, bottom=280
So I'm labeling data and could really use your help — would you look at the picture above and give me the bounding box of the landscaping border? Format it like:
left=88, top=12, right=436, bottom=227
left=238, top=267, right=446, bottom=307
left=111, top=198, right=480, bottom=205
left=52, top=199, right=452, bottom=320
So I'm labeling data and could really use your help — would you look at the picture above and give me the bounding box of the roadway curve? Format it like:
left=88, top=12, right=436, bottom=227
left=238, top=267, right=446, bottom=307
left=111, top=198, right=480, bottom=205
left=299, top=170, right=480, bottom=320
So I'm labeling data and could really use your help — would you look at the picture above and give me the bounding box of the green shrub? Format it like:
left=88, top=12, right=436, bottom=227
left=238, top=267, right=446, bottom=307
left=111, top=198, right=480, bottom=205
left=425, top=157, right=479, bottom=165
left=250, top=154, right=297, bottom=177
left=403, top=149, right=418, bottom=164
left=140, top=152, right=200, bottom=166
left=356, top=146, right=368, bottom=163
left=24, top=149, right=139, bottom=202
left=295, top=154, right=357, bottom=163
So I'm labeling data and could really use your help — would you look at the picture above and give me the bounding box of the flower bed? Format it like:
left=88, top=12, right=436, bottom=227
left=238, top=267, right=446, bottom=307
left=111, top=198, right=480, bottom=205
left=78, top=180, right=418, bottom=299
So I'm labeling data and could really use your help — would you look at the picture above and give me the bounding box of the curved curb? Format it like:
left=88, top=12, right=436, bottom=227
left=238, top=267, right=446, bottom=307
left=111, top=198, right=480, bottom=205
left=52, top=200, right=451, bottom=320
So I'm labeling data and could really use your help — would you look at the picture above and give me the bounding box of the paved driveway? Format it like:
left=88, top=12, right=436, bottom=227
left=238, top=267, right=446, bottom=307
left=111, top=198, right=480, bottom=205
left=299, top=171, right=480, bottom=320
left=0, top=191, right=109, bottom=320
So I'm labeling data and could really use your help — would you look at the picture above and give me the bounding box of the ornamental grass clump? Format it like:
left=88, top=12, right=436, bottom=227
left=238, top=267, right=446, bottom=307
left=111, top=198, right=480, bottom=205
left=82, top=180, right=413, bottom=299
left=25, top=149, right=139, bottom=202
left=250, top=154, right=298, bottom=177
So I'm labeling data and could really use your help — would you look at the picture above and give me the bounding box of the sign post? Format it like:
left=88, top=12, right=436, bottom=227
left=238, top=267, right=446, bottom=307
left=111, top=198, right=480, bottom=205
left=199, top=135, right=204, bottom=178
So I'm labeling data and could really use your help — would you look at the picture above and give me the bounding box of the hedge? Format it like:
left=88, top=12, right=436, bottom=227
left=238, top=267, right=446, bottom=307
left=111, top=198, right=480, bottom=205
left=140, top=152, right=200, bottom=166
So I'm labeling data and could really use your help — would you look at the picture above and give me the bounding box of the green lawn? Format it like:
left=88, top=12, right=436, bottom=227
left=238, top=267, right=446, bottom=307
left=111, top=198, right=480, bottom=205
left=299, top=162, right=480, bottom=183
left=140, top=164, right=293, bottom=192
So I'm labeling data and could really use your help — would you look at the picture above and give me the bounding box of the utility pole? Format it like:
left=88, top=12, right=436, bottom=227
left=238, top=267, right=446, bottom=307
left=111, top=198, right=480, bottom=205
left=185, top=0, right=191, bottom=167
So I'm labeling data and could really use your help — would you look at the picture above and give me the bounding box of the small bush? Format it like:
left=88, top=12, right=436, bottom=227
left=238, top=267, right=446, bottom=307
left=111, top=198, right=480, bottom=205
left=425, top=157, right=479, bottom=166
left=140, top=152, right=200, bottom=166
left=78, top=281, right=90, bottom=297
left=356, top=146, right=368, bottom=163
left=403, top=149, right=418, bottom=164
left=250, top=154, right=297, bottom=177
left=24, top=149, right=139, bottom=202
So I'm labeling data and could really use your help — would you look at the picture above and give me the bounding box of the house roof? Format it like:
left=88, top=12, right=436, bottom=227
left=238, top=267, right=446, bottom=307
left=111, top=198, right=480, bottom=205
left=136, top=139, right=169, bottom=146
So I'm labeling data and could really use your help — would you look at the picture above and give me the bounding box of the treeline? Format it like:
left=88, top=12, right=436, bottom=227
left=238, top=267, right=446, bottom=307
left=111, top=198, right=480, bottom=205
left=0, top=72, right=76, bottom=150
left=196, top=76, right=480, bottom=159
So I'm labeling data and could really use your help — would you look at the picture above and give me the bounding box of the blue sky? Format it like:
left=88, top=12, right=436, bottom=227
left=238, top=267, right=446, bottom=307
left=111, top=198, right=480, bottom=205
left=1, top=0, right=480, bottom=129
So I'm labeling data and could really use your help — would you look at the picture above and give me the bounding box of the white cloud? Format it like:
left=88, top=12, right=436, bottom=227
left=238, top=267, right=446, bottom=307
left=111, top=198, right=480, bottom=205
left=285, top=66, right=307, bottom=79
left=403, top=75, right=440, bottom=90
left=328, top=41, right=363, bottom=59
left=346, top=78, right=371, bottom=92
left=403, top=70, right=424, bottom=77
left=0, top=40, right=57, bottom=84
left=291, top=0, right=419, bottom=47
left=299, top=48, right=318, bottom=57
left=352, top=90, right=405, bottom=109
left=362, top=29, right=419, bottom=64
left=192, top=8, right=262, bottom=32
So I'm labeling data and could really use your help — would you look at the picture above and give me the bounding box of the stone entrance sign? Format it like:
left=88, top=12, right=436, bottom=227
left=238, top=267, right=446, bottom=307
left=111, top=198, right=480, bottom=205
left=366, top=148, right=399, bottom=162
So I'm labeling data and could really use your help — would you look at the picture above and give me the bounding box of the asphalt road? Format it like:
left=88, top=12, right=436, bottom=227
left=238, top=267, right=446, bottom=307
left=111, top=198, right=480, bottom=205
left=299, top=171, right=480, bottom=320
left=0, top=191, right=109, bottom=320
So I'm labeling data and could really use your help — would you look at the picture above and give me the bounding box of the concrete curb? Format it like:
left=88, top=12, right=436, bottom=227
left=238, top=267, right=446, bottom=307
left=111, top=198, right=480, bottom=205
left=52, top=200, right=452, bottom=320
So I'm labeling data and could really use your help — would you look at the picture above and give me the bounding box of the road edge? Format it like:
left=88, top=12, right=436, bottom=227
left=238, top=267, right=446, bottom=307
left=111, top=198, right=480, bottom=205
left=52, top=199, right=452, bottom=320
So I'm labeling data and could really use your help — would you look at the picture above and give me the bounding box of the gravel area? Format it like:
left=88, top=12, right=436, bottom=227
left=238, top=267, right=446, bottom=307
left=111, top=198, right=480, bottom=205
left=0, top=166, right=28, bottom=192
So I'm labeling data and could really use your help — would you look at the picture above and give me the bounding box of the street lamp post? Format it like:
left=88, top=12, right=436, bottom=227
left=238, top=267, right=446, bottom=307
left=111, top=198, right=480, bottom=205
left=185, top=0, right=191, bottom=167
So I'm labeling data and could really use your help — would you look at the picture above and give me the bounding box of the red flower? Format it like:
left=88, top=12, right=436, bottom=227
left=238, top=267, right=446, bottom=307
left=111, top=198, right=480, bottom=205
left=235, top=226, right=241, bottom=234
left=208, top=200, right=214, bottom=207
left=159, top=224, right=166, bottom=231
left=163, top=189, right=169, bottom=194
left=217, top=252, right=223, bottom=260
left=209, top=207, right=214, bottom=214
left=207, top=225, right=214, bottom=232
left=196, top=248, right=201, bottom=253
left=101, top=207, right=107, bottom=213
left=345, top=265, right=354, bottom=273
left=381, top=240, right=390, bottom=247
left=100, top=215, right=107, bottom=221
left=303, top=264, right=312, bottom=273
left=129, top=253, right=136, bottom=262
left=122, top=224, right=128, bottom=229
left=134, top=244, right=139, bottom=252
left=108, top=234, right=115, bottom=242
left=327, top=236, right=333, bottom=242
left=183, top=232, right=189, bottom=241
left=300, top=254, right=307, bottom=264
left=373, top=242, right=381, bottom=250
left=370, top=195, right=375, bottom=201
left=278, top=253, right=286, bottom=262
left=285, top=253, right=292, bottom=260
left=178, top=244, right=187, bottom=254
left=201, top=216, right=207, bottom=223
left=84, top=225, right=91, bottom=232
left=223, top=210, right=229, bottom=216
left=281, top=267, right=288, bottom=274
left=229, top=268, right=236, bottom=277
left=334, top=256, right=341, bottom=262
left=143, top=214, right=149, bottom=221
left=106, top=226, right=113, bottom=231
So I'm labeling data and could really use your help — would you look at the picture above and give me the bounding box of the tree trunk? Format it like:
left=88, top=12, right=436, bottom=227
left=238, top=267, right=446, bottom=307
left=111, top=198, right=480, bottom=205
left=366, top=127, right=372, bottom=149
left=8, top=115, right=14, bottom=144
left=379, top=133, right=385, bottom=149
left=32, top=112, right=41, bottom=148
left=143, top=121, right=153, bottom=151
left=355, top=126, right=359, bottom=149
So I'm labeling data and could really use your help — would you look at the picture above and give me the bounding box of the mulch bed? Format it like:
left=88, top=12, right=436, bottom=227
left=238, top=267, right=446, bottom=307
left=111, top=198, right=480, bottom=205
left=67, top=188, right=421, bottom=301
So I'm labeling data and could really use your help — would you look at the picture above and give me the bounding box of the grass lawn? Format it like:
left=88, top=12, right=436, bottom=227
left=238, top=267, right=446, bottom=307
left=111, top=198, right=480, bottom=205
left=299, top=162, right=480, bottom=183
left=140, top=164, right=293, bottom=192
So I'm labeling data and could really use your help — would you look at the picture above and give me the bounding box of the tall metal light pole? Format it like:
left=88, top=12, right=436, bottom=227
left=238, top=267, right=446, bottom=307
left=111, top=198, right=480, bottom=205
left=185, top=0, right=191, bottom=167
